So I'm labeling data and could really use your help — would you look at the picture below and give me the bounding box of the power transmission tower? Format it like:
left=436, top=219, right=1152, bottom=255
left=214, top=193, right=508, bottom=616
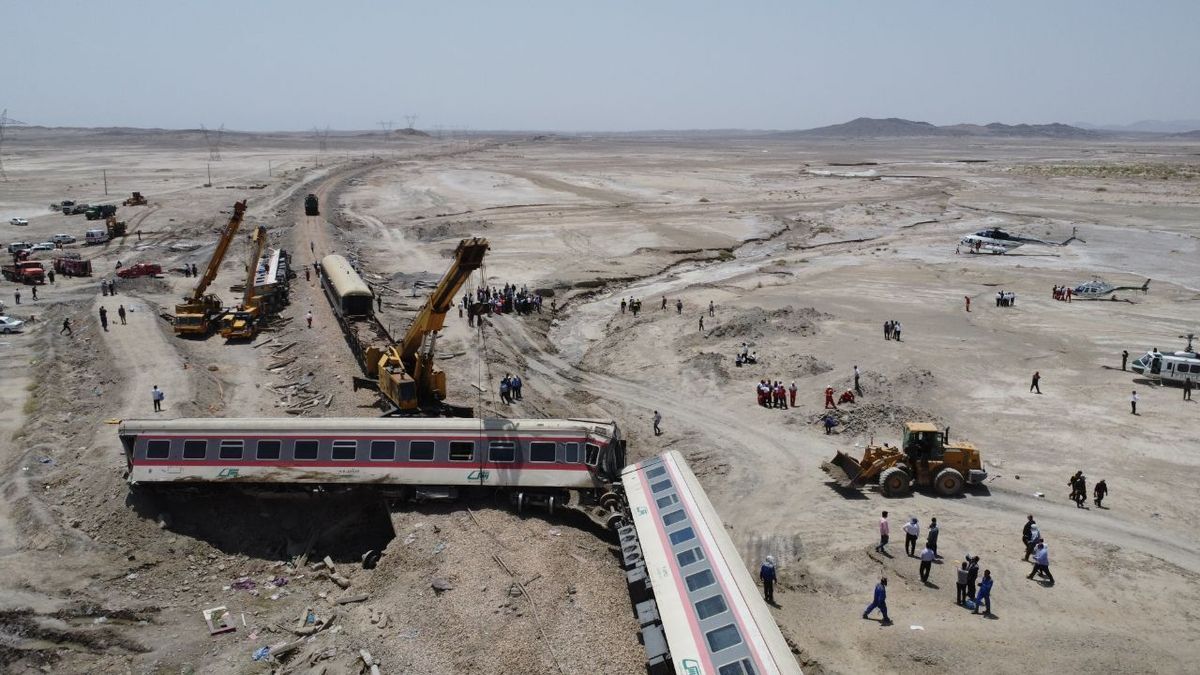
left=378, top=120, right=394, bottom=136
left=0, top=109, right=29, bottom=181
left=201, top=124, right=224, bottom=161
left=403, top=114, right=418, bottom=130
left=312, top=126, right=331, bottom=165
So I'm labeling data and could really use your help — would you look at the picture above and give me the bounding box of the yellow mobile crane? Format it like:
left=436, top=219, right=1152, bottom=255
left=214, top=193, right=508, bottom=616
left=174, top=201, right=248, bottom=336
left=356, top=237, right=489, bottom=415
left=219, top=225, right=269, bottom=340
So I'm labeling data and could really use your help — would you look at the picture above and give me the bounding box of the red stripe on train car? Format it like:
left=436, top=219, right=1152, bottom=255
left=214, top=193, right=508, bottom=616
left=133, top=460, right=592, bottom=471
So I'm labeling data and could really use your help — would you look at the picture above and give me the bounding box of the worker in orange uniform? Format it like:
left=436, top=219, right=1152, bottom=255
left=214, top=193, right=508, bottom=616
left=824, top=386, right=837, bottom=410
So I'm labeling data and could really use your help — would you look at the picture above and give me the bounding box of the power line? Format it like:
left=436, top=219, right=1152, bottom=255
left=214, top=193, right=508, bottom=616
left=0, top=108, right=29, bottom=181
left=403, top=114, right=418, bottom=130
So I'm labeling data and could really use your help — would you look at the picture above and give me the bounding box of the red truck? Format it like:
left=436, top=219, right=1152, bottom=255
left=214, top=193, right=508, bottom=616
left=2, top=260, right=46, bottom=284
left=116, top=262, right=162, bottom=279
left=53, top=255, right=93, bottom=277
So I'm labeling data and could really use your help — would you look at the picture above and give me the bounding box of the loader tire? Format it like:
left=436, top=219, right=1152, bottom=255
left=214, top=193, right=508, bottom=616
left=879, top=467, right=911, bottom=497
left=935, top=468, right=965, bottom=496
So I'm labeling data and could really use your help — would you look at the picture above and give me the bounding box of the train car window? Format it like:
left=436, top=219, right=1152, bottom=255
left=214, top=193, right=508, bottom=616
left=449, top=441, right=474, bottom=461
left=294, top=440, right=319, bottom=461
left=370, top=441, right=396, bottom=461
left=332, top=440, right=357, bottom=461
left=409, top=441, right=435, bottom=461
left=145, top=440, right=170, bottom=459
left=584, top=443, right=600, bottom=466
left=718, top=659, right=756, bottom=675
left=529, top=442, right=556, bottom=463
left=256, top=440, right=282, bottom=460
left=669, top=527, right=695, bottom=545
left=685, top=569, right=716, bottom=592
left=218, top=440, right=244, bottom=460
left=183, top=440, right=208, bottom=459
left=676, top=546, right=706, bottom=567
left=695, top=594, right=728, bottom=621
left=645, top=466, right=667, bottom=479
left=705, top=624, right=743, bottom=653
left=661, top=509, right=687, bottom=527
left=656, top=493, right=679, bottom=509
left=489, top=441, right=516, bottom=463
left=651, top=479, right=672, bottom=494
left=563, top=443, right=579, bottom=464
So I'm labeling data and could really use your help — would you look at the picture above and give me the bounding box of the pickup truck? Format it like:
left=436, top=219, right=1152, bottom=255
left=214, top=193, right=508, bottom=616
left=9, top=218, right=28, bottom=226
left=116, top=262, right=162, bottom=279
left=1, top=260, right=47, bottom=284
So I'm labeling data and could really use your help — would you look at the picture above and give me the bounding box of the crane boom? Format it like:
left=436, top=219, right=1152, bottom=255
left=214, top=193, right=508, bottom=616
left=191, top=200, right=247, bottom=302
left=219, top=225, right=269, bottom=340
left=241, top=226, right=269, bottom=309
left=360, top=237, right=489, bottom=414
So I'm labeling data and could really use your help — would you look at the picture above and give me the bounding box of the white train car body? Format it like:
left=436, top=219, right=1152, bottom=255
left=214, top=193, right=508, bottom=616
left=622, top=451, right=802, bottom=675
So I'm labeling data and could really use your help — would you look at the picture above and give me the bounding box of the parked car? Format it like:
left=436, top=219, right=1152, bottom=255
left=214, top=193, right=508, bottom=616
left=29, top=242, right=55, bottom=252
left=51, top=234, right=76, bottom=244
left=116, top=262, right=162, bottom=279
left=7, top=242, right=32, bottom=254
left=0, top=316, right=25, bottom=334
left=9, top=218, right=28, bottom=226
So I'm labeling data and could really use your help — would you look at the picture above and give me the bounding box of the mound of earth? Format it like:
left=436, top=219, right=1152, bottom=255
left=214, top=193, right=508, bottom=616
left=800, top=402, right=939, bottom=437
left=705, top=306, right=830, bottom=340
left=684, top=352, right=731, bottom=381
left=412, top=219, right=491, bottom=243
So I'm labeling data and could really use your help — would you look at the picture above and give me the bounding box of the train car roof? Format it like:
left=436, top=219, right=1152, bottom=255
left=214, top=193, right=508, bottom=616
left=119, top=417, right=619, bottom=436
left=320, top=254, right=372, bottom=297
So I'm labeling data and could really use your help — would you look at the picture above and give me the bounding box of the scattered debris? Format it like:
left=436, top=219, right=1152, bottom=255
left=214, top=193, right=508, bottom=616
left=336, top=593, right=369, bottom=605
left=203, top=606, right=236, bottom=635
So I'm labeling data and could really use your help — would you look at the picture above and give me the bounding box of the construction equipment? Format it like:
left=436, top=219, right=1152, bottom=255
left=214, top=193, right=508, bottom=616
left=825, top=422, right=987, bottom=497
left=124, top=192, right=148, bottom=206
left=304, top=193, right=319, bottom=216
left=219, top=225, right=269, bottom=340
left=355, top=237, right=489, bottom=415
left=106, top=215, right=128, bottom=238
left=86, top=205, right=118, bottom=221
left=2, top=259, right=46, bottom=284
left=174, top=201, right=247, bottom=336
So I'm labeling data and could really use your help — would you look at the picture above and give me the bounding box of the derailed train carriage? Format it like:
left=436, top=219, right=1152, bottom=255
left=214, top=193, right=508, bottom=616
left=119, top=417, right=627, bottom=525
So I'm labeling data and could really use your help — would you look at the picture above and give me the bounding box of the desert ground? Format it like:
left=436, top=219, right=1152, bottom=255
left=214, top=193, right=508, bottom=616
left=1, top=128, right=1199, bottom=674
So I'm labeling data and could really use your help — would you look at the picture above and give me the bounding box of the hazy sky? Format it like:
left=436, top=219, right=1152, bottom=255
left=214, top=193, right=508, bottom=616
left=6, top=0, right=1199, bottom=131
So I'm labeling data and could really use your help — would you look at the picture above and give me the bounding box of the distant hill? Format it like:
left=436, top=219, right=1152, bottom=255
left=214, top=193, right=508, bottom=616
left=1169, top=129, right=1200, bottom=139
left=780, top=117, right=1097, bottom=139
left=1077, top=119, right=1200, bottom=134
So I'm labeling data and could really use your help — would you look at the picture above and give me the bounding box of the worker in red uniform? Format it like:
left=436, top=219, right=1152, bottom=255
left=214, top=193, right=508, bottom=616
left=825, top=386, right=837, bottom=410
left=788, top=381, right=797, bottom=407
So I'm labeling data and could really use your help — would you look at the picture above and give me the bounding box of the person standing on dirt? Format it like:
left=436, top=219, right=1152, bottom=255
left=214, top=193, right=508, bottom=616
left=862, top=577, right=890, bottom=624
left=499, top=377, right=511, bottom=404
left=824, top=386, right=837, bottom=410
left=1121, top=350, right=1129, bottom=371
left=1028, top=541, right=1054, bottom=583
left=1184, top=378, right=1193, bottom=401
left=13, top=288, right=20, bottom=305
left=620, top=299, right=626, bottom=314
left=511, top=375, right=523, bottom=400
left=1073, top=473, right=1087, bottom=508
left=152, top=385, right=164, bottom=412
left=118, top=305, right=127, bottom=325
left=306, top=310, right=313, bottom=329
left=788, top=381, right=797, bottom=408
left=1130, top=390, right=1139, bottom=415
left=1023, top=517, right=1040, bottom=561
left=47, top=269, right=55, bottom=284
left=903, top=517, right=920, bottom=557
left=698, top=316, right=704, bottom=332
left=661, top=296, right=667, bottom=311
left=675, top=298, right=683, bottom=315
left=652, top=410, right=662, bottom=436
left=98, top=306, right=109, bottom=332
left=964, top=295, right=971, bottom=312
left=966, top=555, right=980, bottom=598
left=919, top=544, right=935, bottom=582
left=875, top=511, right=890, bottom=554
left=884, top=320, right=892, bottom=341
left=760, top=556, right=777, bottom=605
left=823, top=413, right=837, bottom=434
left=854, top=365, right=862, bottom=396
left=893, top=321, right=902, bottom=341
left=1030, top=371, right=1041, bottom=394
left=30, top=286, right=37, bottom=301
left=708, top=300, right=714, bottom=317
left=926, top=518, right=940, bottom=558
left=956, top=561, right=969, bottom=605
left=972, top=570, right=994, bottom=616
left=60, top=318, right=72, bottom=336
left=1093, top=480, right=1108, bottom=507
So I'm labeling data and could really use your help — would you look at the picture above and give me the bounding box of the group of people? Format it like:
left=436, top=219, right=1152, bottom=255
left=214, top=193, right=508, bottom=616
left=99, top=278, right=119, bottom=296
left=995, top=291, right=1017, bottom=307
left=734, top=343, right=758, bottom=367
left=1022, top=515, right=1054, bottom=583
left=1051, top=285, right=1074, bottom=302
left=618, top=297, right=643, bottom=316
left=180, top=263, right=201, bottom=278
left=756, top=380, right=796, bottom=409
left=498, top=373, right=524, bottom=403
left=883, top=320, right=902, bottom=341
left=469, top=284, right=543, bottom=316
left=1068, top=471, right=1108, bottom=508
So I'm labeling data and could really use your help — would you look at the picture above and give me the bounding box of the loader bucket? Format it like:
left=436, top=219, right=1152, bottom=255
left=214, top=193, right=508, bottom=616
left=824, top=451, right=864, bottom=485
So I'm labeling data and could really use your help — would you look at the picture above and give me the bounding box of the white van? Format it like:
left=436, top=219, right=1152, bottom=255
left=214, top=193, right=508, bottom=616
left=84, top=229, right=109, bottom=245
left=7, top=241, right=32, bottom=254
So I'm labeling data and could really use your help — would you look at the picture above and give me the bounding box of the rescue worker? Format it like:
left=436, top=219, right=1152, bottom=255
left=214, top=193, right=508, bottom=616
left=972, top=570, right=993, bottom=615
left=1093, top=479, right=1108, bottom=507
left=824, top=386, right=837, bottom=410
left=788, top=381, right=797, bottom=407
left=862, top=577, right=890, bottom=624
left=759, top=556, right=777, bottom=604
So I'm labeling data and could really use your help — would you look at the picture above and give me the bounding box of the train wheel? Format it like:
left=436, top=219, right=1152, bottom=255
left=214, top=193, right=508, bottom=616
left=548, top=496, right=556, bottom=516
left=515, top=492, right=526, bottom=517
left=605, top=513, right=625, bottom=531
left=599, top=491, right=621, bottom=511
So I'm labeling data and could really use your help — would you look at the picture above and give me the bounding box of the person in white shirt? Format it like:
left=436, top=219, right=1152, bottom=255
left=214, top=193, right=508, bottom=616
left=903, top=517, right=920, bottom=557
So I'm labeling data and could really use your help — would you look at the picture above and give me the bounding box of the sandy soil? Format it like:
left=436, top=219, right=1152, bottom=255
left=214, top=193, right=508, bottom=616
left=2, top=129, right=1199, bottom=674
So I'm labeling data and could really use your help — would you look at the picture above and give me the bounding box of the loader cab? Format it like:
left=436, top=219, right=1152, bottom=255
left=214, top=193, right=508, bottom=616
left=902, top=423, right=945, bottom=461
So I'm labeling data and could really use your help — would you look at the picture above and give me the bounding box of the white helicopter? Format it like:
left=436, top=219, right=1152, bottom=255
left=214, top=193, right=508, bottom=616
left=959, top=226, right=1080, bottom=254
left=1130, top=333, right=1200, bottom=386
left=1072, top=278, right=1150, bottom=300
